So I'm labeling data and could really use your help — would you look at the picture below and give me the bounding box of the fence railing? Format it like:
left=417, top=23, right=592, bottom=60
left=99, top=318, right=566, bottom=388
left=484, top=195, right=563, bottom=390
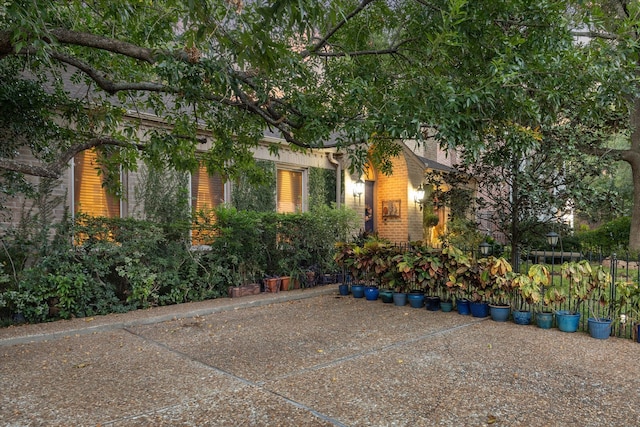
left=350, top=242, right=640, bottom=341
left=518, top=249, right=640, bottom=339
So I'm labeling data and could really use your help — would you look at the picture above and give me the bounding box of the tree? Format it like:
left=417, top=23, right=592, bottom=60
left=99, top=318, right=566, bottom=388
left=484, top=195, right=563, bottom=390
left=9, top=0, right=633, bottom=251
left=564, top=0, right=640, bottom=251
left=0, top=1, right=575, bottom=181
left=440, top=125, right=610, bottom=265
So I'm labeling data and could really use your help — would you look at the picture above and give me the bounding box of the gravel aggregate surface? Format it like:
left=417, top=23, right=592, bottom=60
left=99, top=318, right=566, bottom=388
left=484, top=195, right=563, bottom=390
left=1, top=285, right=639, bottom=426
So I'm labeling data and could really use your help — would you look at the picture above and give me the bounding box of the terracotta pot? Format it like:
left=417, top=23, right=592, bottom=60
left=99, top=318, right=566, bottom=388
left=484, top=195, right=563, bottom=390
left=228, top=283, right=261, bottom=298
left=280, top=276, right=291, bottom=291
left=264, top=278, right=280, bottom=293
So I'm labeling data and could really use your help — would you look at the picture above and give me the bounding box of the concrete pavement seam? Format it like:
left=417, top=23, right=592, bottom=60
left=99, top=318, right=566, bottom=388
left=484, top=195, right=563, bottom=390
left=266, top=317, right=489, bottom=384
left=119, top=325, right=348, bottom=427
left=0, top=286, right=337, bottom=348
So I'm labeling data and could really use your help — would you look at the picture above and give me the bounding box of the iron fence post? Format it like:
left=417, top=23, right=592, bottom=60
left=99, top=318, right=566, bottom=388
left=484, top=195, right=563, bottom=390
left=610, top=253, right=617, bottom=326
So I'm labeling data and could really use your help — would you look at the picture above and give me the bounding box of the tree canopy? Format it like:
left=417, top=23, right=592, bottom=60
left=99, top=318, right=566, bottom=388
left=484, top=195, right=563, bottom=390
left=0, top=0, right=573, bottom=176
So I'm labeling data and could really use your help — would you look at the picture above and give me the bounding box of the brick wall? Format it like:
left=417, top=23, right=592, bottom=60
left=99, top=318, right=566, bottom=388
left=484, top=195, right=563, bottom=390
left=376, top=147, right=428, bottom=244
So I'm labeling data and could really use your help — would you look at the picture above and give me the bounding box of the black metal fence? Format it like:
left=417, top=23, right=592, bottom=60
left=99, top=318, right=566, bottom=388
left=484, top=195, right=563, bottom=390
left=518, top=249, right=640, bottom=340
left=351, top=242, right=640, bottom=341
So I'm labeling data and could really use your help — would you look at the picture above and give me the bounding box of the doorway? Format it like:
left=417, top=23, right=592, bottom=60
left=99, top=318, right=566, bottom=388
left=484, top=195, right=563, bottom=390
left=364, top=180, right=374, bottom=233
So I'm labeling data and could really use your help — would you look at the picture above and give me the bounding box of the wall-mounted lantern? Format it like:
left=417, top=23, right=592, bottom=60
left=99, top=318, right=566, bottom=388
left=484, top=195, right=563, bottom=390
left=414, top=184, right=425, bottom=208
left=353, top=178, right=364, bottom=204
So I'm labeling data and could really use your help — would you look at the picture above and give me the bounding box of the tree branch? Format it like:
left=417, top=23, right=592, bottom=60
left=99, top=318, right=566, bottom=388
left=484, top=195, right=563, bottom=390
left=301, top=0, right=376, bottom=57
left=51, top=52, right=168, bottom=95
left=49, top=28, right=157, bottom=63
left=578, top=144, right=631, bottom=162
left=571, top=30, right=619, bottom=41
left=316, top=47, right=401, bottom=58
left=0, top=137, right=143, bottom=179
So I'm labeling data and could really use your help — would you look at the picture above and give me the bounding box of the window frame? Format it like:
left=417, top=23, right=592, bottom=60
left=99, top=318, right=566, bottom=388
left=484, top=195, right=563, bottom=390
left=70, top=148, right=124, bottom=219
left=276, top=166, right=307, bottom=213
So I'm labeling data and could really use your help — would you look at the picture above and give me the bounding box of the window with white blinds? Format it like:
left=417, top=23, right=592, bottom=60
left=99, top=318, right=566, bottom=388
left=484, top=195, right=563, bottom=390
left=73, top=148, right=120, bottom=217
left=191, top=164, right=225, bottom=245
left=191, top=165, right=225, bottom=212
left=277, top=169, right=303, bottom=213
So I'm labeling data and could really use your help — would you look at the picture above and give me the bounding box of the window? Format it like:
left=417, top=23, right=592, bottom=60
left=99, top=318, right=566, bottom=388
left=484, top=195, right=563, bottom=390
left=73, top=148, right=121, bottom=217
left=191, top=165, right=225, bottom=213
left=277, top=169, right=303, bottom=213
left=191, top=164, right=225, bottom=245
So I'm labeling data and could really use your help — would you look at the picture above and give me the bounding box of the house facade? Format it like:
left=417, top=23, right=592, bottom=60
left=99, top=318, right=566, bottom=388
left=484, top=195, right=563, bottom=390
left=2, top=108, right=468, bottom=247
left=343, top=137, right=460, bottom=245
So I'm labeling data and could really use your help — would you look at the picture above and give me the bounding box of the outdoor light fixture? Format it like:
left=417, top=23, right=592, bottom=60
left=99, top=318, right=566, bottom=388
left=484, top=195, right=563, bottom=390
left=480, top=242, right=491, bottom=256
left=479, top=241, right=492, bottom=256
left=546, top=231, right=559, bottom=248
left=414, top=184, right=426, bottom=207
left=353, top=178, right=364, bottom=204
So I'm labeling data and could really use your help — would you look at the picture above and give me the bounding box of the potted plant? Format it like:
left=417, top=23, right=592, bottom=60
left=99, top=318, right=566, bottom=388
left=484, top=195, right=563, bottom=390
left=442, top=246, right=474, bottom=315
left=510, top=264, right=547, bottom=325
left=467, top=256, right=489, bottom=318
left=481, top=256, right=514, bottom=322
left=365, top=241, right=399, bottom=303
left=414, top=247, right=444, bottom=311
left=544, top=260, right=607, bottom=333
left=521, top=264, right=553, bottom=328
left=334, top=242, right=365, bottom=297
left=333, top=242, right=353, bottom=296
left=395, top=248, right=425, bottom=308
left=584, top=266, right=614, bottom=339
left=615, top=278, right=640, bottom=342
left=357, top=238, right=390, bottom=299
left=378, top=246, right=403, bottom=303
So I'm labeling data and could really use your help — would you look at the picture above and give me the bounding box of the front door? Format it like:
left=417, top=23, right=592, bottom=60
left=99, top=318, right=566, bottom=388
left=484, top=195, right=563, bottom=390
left=364, top=180, right=374, bottom=233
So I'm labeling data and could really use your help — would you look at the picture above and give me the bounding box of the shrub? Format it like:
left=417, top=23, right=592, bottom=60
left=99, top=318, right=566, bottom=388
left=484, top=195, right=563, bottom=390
left=576, top=217, right=631, bottom=255
left=0, top=205, right=359, bottom=325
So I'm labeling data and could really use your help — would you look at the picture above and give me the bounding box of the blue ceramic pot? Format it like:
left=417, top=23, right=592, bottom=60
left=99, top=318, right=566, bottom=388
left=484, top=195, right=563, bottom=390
left=470, top=301, right=489, bottom=318
left=536, top=312, right=553, bottom=329
left=440, top=301, right=453, bottom=312
left=588, top=318, right=612, bottom=340
left=351, top=284, right=365, bottom=298
left=425, top=296, right=441, bottom=311
left=393, top=292, right=407, bottom=306
left=512, top=310, right=532, bottom=325
left=556, top=310, right=580, bottom=332
left=338, top=284, right=349, bottom=296
left=379, top=289, right=394, bottom=303
left=407, top=292, right=425, bottom=308
left=364, top=286, right=379, bottom=301
left=456, top=298, right=471, bottom=315
left=489, top=305, right=510, bottom=322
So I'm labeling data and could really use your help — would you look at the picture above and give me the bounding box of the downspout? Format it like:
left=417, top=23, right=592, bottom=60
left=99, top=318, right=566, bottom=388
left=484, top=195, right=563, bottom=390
left=327, top=152, right=342, bottom=208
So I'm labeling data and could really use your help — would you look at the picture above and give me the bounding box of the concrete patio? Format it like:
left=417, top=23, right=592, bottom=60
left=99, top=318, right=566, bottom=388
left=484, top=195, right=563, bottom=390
left=1, top=285, right=639, bottom=426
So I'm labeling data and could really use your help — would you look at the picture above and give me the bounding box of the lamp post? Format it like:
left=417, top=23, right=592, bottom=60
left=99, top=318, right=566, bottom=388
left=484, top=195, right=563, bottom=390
left=546, top=231, right=559, bottom=278
left=546, top=231, right=559, bottom=248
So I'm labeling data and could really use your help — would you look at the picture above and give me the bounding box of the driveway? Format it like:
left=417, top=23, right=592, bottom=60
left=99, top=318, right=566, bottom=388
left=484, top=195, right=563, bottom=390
left=1, top=286, right=639, bottom=426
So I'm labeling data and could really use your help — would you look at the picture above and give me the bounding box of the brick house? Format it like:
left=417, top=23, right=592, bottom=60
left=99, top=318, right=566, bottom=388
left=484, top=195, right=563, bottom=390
left=2, top=112, right=466, bottom=246
left=1, top=72, right=467, bottom=245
